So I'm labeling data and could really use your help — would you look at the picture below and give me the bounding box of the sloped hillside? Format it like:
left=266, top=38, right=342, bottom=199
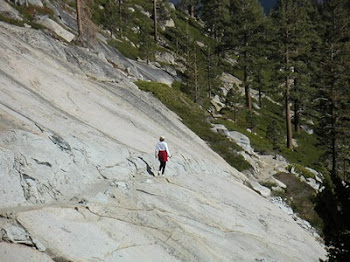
left=0, top=3, right=326, bottom=262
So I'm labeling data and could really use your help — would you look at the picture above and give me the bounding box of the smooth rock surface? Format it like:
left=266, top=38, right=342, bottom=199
left=35, top=16, right=75, bottom=42
left=0, top=243, right=53, bottom=262
left=0, top=19, right=325, bottom=262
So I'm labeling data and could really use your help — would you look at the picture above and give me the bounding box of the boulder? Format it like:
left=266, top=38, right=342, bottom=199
left=29, top=0, right=43, bottom=6
left=1, top=225, right=32, bottom=245
left=228, top=131, right=254, bottom=155
left=211, top=94, right=225, bottom=111
left=10, top=0, right=43, bottom=7
left=164, top=18, right=175, bottom=28
left=210, top=124, right=230, bottom=137
left=249, top=181, right=271, bottom=198
left=155, top=51, right=176, bottom=65
left=35, top=16, right=75, bottom=42
left=220, top=72, right=242, bottom=91
left=0, top=1, right=23, bottom=20
left=0, top=243, right=53, bottom=262
left=168, top=2, right=176, bottom=10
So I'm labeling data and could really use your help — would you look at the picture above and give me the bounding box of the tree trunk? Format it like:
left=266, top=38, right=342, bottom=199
left=258, top=73, right=262, bottom=108
left=153, top=0, right=158, bottom=42
left=293, top=73, right=301, bottom=133
left=243, top=33, right=252, bottom=110
left=330, top=43, right=337, bottom=176
left=284, top=13, right=293, bottom=149
left=118, top=0, right=123, bottom=35
left=244, top=67, right=252, bottom=111
left=194, top=45, right=199, bottom=103
left=76, top=0, right=83, bottom=42
left=294, top=98, right=301, bottom=134
left=331, top=99, right=337, bottom=176
left=189, top=3, right=195, bottom=18
left=285, top=76, right=293, bottom=149
left=207, top=46, right=212, bottom=99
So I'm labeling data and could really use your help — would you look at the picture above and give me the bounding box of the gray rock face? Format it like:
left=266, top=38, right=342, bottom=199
left=229, top=131, right=255, bottom=155
left=249, top=181, right=272, bottom=198
left=0, top=0, right=23, bottom=20
left=0, top=243, right=53, bottom=262
left=10, top=0, right=43, bottom=7
left=0, top=20, right=326, bottom=262
left=155, top=51, right=176, bottom=65
left=35, top=15, right=75, bottom=42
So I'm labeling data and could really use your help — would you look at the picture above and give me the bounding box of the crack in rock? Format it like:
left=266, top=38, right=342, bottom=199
left=48, top=133, right=71, bottom=152
left=33, top=158, right=52, bottom=167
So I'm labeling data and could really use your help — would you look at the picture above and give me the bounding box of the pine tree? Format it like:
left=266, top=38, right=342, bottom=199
left=292, top=1, right=321, bottom=134
left=266, top=120, right=284, bottom=154
left=201, top=0, right=230, bottom=42
left=250, top=16, right=271, bottom=109
left=139, top=25, right=155, bottom=64
left=182, top=40, right=206, bottom=103
left=179, top=0, right=200, bottom=18
left=315, top=0, right=350, bottom=260
left=270, top=0, right=316, bottom=148
left=225, top=85, right=243, bottom=122
left=102, top=0, right=119, bottom=37
left=222, top=0, right=265, bottom=111
left=317, top=0, right=350, bottom=179
left=153, top=0, right=158, bottom=41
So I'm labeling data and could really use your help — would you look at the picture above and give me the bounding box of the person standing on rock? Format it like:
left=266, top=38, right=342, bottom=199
left=155, top=136, right=172, bottom=176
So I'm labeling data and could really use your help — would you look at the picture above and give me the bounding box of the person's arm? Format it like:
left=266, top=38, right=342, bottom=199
left=165, top=143, right=172, bottom=158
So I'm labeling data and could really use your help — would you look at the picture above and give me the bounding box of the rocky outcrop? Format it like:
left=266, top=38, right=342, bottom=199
left=35, top=15, right=75, bottom=42
left=0, top=0, right=23, bottom=20
left=0, top=13, right=326, bottom=262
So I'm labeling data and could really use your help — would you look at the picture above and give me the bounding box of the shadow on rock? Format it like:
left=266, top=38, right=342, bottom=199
left=138, top=156, right=155, bottom=177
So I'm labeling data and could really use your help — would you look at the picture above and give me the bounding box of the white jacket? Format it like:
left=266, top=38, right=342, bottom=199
left=155, top=141, right=171, bottom=157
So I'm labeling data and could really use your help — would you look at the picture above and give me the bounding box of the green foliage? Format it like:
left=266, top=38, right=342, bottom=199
left=0, top=14, right=24, bottom=27
left=15, top=4, right=54, bottom=21
left=287, top=163, right=316, bottom=179
left=136, top=81, right=252, bottom=172
left=218, top=94, right=322, bottom=167
left=266, top=120, right=283, bottom=151
left=225, top=86, right=244, bottom=122
left=316, top=173, right=350, bottom=261
left=245, top=110, right=258, bottom=132
left=139, top=25, right=155, bottom=63
left=200, top=0, right=230, bottom=41
left=2, top=3, right=55, bottom=30
left=108, top=39, right=139, bottom=60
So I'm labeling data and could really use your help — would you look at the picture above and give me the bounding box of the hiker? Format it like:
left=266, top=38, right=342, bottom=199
left=155, top=136, right=172, bottom=176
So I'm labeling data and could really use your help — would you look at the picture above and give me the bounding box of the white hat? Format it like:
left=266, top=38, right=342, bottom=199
left=160, top=136, right=165, bottom=141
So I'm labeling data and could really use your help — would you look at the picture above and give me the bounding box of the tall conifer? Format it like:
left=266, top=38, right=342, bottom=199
left=223, top=0, right=265, bottom=111
left=270, top=0, right=309, bottom=148
left=315, top=0, right=350, bottom=260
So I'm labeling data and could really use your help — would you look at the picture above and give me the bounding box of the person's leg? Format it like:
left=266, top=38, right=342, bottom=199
left=161, top=161, right=166, bottom=174
left=158, top=161, right=163, bottom=176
